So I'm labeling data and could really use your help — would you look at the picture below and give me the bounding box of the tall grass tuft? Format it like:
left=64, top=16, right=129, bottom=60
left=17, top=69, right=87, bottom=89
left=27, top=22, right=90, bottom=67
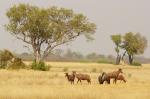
left=63, top=67, right=68, bottom=72
left=91, top=68, right=97, bottom=73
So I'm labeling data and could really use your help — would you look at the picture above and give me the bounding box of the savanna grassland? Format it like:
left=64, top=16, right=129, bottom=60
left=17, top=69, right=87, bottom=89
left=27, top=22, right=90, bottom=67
left=0, top=62, right=150, bottom=99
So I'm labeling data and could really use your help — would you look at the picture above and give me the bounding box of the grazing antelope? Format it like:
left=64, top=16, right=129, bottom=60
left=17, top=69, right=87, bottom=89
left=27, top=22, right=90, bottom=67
left=100, top=68, right=123, bottom=84
left=113, top=74, right=126, bottom=83
left=65, top=72, right=75, bottom=84
left=98, top=72, right=110, bottom=84
left=73, top=71, right=91, bottom=84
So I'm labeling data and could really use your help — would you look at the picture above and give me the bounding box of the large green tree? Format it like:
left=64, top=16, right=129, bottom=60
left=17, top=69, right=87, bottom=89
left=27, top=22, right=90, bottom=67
left=5, top=4, right=96, bottom=63
left=123, top=32, right=147, bottom=64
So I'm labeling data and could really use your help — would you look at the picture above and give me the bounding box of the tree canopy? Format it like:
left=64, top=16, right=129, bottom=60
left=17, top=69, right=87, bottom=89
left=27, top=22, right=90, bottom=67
left=111, top=35, right=121, bottom=55
left=5, top=4, right=96, bottom=63
left=123, top=32, right=147, bottom=64
left=123, top=32, right=147, bottom=55
left=111, top=32, right=147, bottom=65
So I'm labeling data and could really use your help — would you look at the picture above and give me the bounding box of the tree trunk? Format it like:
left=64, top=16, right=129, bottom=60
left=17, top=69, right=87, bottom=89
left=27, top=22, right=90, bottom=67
left=128, top=55, right=133, bottom=64
left=35, top=52, right=41, bottom=63
left=116, top=54, right=121, bottom=65
left=122, top=51, right=126, bottom=61
left=32, top=45, right=43, bottom=64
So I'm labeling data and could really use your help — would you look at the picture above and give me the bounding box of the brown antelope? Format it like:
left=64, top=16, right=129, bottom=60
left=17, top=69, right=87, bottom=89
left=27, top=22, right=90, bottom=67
left=100, top=68, right=123, bottom=84
left=113, top=74, right=126, bottom=83
left=73, top=71, right=91, bottom=84
left=65, top=72, right=75, bottom=84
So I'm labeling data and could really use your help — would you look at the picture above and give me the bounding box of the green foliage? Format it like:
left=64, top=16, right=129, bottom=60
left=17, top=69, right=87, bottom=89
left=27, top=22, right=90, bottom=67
left=111, top=35, right=122, bottom=46
left=111, top=35, right=122, bottom=65
left=131, top=61, right=142, bottom=66
left=111, top=35, right=122, bottom=53
left=31, top=61, right=49, bottom=71
left=123, top=32, right=147, bottom=55
left=123, top=32, right=147, bottom=64
left=5, top=4, right=96, bottom=62
left=111, top=33, right=147, bottom=65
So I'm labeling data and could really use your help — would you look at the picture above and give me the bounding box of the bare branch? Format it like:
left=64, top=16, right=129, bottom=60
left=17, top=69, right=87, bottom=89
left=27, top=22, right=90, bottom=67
left=42, top=33, right=80, bottom=58
left=15, top=35, right=31, bottom=44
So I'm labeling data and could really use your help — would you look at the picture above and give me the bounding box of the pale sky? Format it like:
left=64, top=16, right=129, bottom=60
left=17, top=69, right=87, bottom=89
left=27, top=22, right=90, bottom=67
left=0, top=0, right=150, bottom=58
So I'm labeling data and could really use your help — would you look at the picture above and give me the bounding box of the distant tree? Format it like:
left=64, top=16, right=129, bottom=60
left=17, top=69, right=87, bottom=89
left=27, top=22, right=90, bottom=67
left=19, top=52, right=33, bottom=61
left=107, top=54, right=115, bottom=60
left=63, top=49, right=74, bottom=59
left=5, top=4, right=96, bottom=64
left=53, top=49, right=64, bottom=58
left=63, top=49, right=83, bottom=60
left=97, top=54, right=105, bottom=59
left=111, top=35, right=122, bottom=64
left=20, top=52, right=30, bottom=56
left=123, top=32, right=147, bottom=64
left=111, top=33, right=147, bottom=65
left=72, top=52, right=84, bottom=59
left=86, top=52, right=99, bottom=60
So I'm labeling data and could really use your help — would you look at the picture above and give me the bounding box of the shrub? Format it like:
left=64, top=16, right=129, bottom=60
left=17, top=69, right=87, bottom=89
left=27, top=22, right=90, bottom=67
left=0, top=49, right=14, bottom=69
left=131, top=61, right=142, bottom=66
left=31, top=61, right=49, bottom=71
left=0, top=63, right=6, bottom=69
left=6, top=58, right=26, bottom=69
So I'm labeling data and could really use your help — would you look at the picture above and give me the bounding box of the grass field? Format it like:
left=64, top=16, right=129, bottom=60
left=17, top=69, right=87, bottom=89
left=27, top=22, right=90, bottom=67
left=0, top=62, right=150, bottom=99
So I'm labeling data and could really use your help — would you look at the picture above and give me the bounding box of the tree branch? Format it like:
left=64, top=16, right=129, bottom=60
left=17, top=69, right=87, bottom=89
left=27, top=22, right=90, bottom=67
left=15, top=35, right=31, bottom=44
left=42, top=32, right=80, bottom=59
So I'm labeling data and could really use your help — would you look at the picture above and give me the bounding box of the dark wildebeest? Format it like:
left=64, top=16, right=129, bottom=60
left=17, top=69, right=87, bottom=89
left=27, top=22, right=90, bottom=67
left=65, top=72, right=75, bottom=84
left=100, top=68, right=123, bottom=84
left=113, top=74, right=126, bottom=83
left=73, top=71, right=91, bottom=84
left=98, top=72, right=110, bottom=84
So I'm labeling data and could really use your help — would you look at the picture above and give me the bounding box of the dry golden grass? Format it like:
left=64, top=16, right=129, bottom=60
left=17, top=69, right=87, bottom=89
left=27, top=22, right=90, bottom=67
left=0, top=62, right=150, bottom=99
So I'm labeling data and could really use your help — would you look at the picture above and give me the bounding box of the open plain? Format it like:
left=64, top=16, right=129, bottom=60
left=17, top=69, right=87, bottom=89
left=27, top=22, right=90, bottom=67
left=0, top=62, right=150, bottom=99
